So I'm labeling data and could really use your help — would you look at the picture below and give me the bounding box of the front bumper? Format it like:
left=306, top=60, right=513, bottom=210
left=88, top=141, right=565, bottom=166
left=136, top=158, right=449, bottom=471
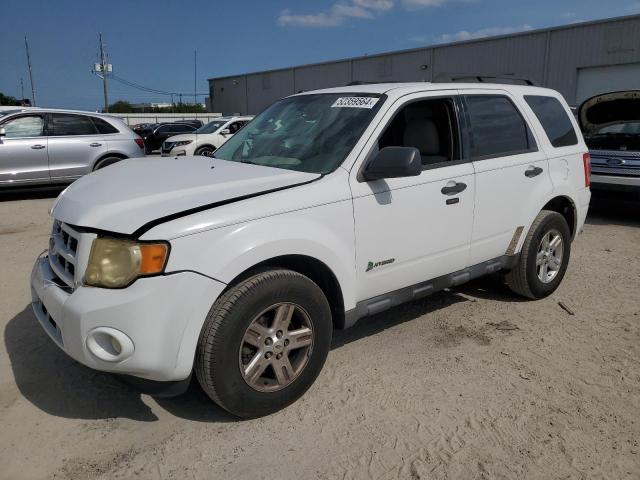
left=30, top=255, right=225, bottom=381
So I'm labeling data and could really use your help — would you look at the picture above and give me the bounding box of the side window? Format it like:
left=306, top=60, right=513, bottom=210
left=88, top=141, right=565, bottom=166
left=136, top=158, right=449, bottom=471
left=50, top=114, right=98, bottom=136
left=228, top=122, right=245, bottom=134
left=464, top=95, right=536, bottom=160
left=378, top=97, right=459, bottom=167
left=157, top=125, right=172, bottom=133
left=524, top=95, right=578, bottom=148
left=91, top=116, right=119, bottom=134
left=2, top=115, right=45, bottom=138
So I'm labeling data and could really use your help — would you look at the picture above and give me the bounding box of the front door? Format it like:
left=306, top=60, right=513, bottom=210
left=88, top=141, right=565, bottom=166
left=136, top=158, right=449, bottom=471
left=0, top=113, right=49, bottom=185
left=350, top=91, right=475, bottom=301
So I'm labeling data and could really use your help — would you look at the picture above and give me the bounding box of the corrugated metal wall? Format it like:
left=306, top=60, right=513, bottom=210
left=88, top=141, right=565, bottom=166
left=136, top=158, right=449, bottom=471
left=208, top=15, right=640, bottom=114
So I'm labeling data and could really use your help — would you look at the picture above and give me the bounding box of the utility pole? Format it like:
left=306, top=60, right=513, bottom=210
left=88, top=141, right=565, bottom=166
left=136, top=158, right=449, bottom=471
left=99, top=33, right=109, bottom=112
left=24, top=36, right=37, bottom=106
left=194, top=49, right=197, bottom=105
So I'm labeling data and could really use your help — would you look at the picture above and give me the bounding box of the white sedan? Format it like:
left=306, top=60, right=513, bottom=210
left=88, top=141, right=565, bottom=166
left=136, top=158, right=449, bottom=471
left=161, top=115, right=253, bottom=157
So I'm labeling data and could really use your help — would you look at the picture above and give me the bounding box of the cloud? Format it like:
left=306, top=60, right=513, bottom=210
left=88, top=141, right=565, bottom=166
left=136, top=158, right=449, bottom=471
left=278, top=0, right=394, bottom=27
left=434, top=24, right=533, bottom=43
left=403, top=0, right=445, bottom=8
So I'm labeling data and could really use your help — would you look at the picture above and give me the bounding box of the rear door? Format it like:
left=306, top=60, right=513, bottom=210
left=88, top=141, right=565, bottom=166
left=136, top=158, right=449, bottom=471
left=47, top=113, right=107, bottom=181
left=0, top=113, right=49, bottom=185
left=462, top=90, right=552, bottom=265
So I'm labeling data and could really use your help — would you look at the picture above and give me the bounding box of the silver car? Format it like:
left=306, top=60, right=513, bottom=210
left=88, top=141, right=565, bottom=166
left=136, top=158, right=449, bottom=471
left=0, top=108, right=145, bottom=187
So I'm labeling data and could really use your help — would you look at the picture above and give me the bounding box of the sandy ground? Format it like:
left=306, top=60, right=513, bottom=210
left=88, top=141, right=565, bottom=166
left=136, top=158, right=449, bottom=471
left=0, top=188, right=639, bottom=480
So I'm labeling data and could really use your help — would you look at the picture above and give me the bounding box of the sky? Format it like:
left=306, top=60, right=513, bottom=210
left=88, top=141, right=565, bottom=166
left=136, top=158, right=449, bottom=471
left=1, top=0, right=639, bottom=111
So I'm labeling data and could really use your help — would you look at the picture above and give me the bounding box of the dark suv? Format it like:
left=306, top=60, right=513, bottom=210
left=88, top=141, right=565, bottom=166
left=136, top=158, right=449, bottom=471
left=142, top=123, right=197, bottom=153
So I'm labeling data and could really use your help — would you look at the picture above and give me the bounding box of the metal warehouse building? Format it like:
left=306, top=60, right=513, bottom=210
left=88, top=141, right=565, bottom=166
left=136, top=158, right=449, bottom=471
left=208, top=14, right=640, bottom=115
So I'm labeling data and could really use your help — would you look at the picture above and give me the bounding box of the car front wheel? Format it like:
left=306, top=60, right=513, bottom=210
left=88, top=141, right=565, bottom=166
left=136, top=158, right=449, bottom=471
left=194, top=146, right=215, bottom=157
left=195, top=269, right=332, bottom=418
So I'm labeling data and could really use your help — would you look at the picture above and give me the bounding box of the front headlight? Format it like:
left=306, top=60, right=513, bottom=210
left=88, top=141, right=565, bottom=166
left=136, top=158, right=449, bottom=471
left=84, top=238, right=169, bottom=288
left=172, top=140, right=192, bottom=147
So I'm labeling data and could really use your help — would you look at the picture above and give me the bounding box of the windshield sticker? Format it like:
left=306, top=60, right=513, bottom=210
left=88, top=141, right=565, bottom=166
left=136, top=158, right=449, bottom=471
left=331, top=97, right=379, bottom=109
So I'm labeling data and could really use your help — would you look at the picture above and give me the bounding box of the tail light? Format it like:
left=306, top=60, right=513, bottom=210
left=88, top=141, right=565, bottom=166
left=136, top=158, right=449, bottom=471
left=582, top=152, right=591, bottom=188
left=134, top=138, right=145, bottom=149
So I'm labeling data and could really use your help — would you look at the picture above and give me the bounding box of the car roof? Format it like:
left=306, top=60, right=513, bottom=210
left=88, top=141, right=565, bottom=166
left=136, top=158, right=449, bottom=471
left=0, top=107, right=118, bottom=117
left=294, top=82, right=559, bottom=99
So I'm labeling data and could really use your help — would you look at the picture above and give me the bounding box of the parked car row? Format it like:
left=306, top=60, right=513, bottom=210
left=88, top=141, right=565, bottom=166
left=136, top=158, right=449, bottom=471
left=161, top=116, right=253, bottom=157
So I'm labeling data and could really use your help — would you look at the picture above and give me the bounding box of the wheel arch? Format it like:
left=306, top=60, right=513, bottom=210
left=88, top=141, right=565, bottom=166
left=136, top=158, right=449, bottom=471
left=92, top=152, right=128, bottom=170
left=224, top=254, right=347, bottom=330
left=541, top=195, right=577, bottom=239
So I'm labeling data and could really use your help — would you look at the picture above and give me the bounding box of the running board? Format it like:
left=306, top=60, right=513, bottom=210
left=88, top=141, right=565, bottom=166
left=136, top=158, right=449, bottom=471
left=343, top=255, right=518, bottom=329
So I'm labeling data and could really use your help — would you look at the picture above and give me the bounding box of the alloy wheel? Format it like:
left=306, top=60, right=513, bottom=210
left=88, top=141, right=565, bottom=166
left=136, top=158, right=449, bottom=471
left=536, top=229, right=564, bottom=284
left=239, top=303, right=314, bottom=392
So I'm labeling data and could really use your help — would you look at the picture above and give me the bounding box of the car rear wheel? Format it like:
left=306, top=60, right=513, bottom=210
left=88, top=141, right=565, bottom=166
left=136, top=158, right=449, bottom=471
left=506, top=210, right=571, bottom=299
left=195, top=269, right=332, bottom=418
left=194, top=146, right=215, bottom=157
left=94, top=156, right=125, bottom=170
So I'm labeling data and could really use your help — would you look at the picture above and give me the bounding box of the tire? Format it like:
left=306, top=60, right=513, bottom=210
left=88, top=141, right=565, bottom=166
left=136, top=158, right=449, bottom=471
left=94, top=156, right=125, bottom=170
left=195, top=269, right=332, bottom=418
left=506, top=210, right=571, bottom=299
left=194, top=145, right=215, bottom=157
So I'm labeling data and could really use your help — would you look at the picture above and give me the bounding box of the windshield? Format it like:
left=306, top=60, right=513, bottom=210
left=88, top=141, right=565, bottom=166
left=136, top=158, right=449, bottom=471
left=195, top=120, right=227, bottom=134
left=213, top=93, right=384, bottom=174
left=593, top=122, right=640, bottom=135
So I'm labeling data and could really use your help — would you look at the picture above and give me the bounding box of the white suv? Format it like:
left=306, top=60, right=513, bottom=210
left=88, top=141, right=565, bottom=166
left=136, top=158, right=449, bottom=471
left=161, top=116, right=253, bottom=157
left=31, top=83, right=590, bottom=418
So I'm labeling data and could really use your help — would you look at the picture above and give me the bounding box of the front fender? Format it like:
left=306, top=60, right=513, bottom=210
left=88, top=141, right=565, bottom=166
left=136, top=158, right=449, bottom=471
left=165, top=199, right=357, bottom=311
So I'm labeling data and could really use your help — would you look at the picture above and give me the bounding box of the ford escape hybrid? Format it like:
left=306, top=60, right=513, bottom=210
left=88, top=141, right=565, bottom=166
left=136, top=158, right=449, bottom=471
left=31, top=83, right=590, bottom=418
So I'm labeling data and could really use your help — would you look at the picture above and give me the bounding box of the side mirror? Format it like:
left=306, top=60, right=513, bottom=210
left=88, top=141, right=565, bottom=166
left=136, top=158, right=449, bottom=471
left=362, top=146, right=422, bottom=181
left=0, top=127, right=6, bottom=137
left=220, top=128, right=231, bottom=136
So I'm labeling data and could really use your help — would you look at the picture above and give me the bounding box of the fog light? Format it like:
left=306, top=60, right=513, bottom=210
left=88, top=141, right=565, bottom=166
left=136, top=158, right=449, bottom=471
left=86, top=327, right=134, bottom=362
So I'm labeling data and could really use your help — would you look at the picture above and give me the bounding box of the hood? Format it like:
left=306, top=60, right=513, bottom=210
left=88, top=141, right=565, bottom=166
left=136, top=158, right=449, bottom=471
left=52, top=157, right=319, bottom=236
left=165, top=133, right=196, bottom=143
left=578, top=90, right=640, bottom=134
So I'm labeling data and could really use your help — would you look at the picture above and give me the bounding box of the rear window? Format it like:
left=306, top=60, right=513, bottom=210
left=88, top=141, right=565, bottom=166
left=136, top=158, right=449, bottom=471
left=91, top=116, right=119, bottom=134
left=524, top=95, right=578, bottom=148
left=465, top=95, right=536, bottom=160
left=50, top=114, right=98, bottom=136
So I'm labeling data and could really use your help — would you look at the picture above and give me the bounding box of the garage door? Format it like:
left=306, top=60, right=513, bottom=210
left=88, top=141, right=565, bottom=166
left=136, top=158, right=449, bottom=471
left=576, top=63, right=640, bottom=104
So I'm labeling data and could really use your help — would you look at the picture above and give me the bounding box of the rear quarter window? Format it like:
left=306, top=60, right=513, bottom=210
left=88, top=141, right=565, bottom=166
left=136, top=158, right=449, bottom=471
left=524, top=95, right=578, bottom=148
left=91, top=116, right=119, bottom=134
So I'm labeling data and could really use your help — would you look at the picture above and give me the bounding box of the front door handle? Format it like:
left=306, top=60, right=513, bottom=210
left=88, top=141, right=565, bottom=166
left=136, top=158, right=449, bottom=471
left=31, top=144, right=45, bottom=150
left=89, top=142, right=103, bottom=147
left=525, top=165, right=543, bottom=178
left=441, top=180, right=467, bottom=196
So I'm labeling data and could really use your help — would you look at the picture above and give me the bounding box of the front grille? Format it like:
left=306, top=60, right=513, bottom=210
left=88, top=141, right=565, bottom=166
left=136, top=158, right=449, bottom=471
left=49, top=220, right=80, bottom=289
left=162, top=141, right=174, bottom=153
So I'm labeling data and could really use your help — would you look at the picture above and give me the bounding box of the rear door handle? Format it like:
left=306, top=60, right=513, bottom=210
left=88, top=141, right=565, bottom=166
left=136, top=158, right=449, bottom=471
left=31, top=144, right=45, bottom=150
left=524, top=165, right=543, bottom=178
left=441, top=180, right=467, bottom=195
left=89, top=142, right=103, bottom=147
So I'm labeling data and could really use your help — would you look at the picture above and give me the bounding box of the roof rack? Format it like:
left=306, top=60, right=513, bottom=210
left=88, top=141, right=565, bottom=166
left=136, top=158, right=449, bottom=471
left=433, top=73, right=538, bottom=86
left=345, top=80, right=427, bottom=86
